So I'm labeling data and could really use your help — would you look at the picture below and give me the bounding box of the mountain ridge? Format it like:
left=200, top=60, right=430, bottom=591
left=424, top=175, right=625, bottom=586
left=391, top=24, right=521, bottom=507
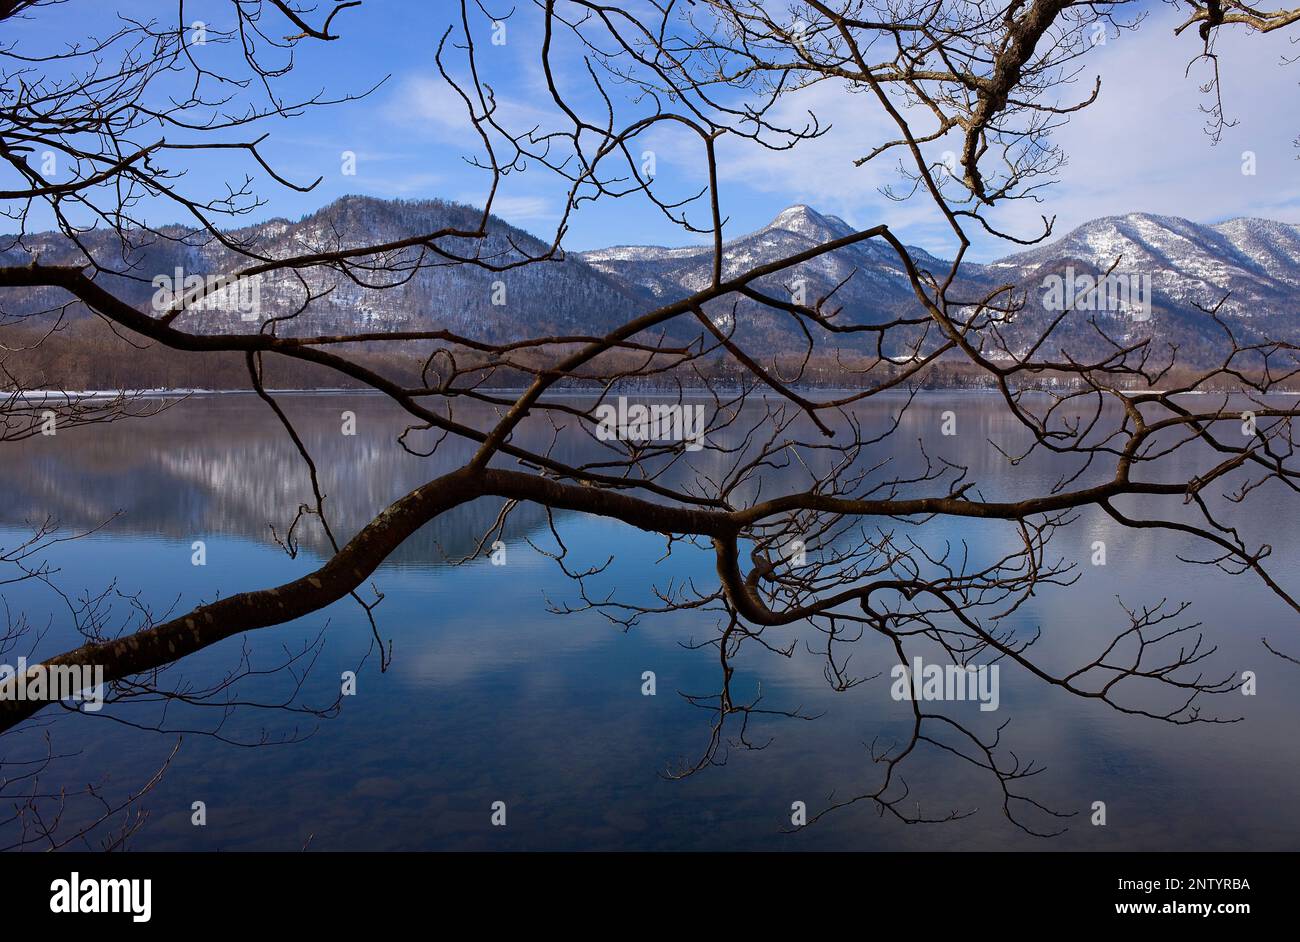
left=3, top=196, right=1298, bottom=366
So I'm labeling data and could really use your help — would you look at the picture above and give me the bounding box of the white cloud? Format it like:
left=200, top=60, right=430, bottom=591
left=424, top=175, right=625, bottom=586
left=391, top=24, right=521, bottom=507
left=382, top=76, right=478, bottom=134
left=382, top=74, right=561, bottom=142
left=369, top=10, right=1298, bottom=260
left=962, top=7, right=1300, bottom=255
left=643, top=7, right=1300, bottom=259
left=365, top=172, right=445, bottom=197
left=471, top=194, right=557, bottom=226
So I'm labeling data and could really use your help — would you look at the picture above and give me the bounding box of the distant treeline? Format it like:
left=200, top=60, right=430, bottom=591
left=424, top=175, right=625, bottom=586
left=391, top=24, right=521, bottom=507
left=0, top=318, right=1289, bottom=395
left=0, top=319, right=421, bottom=391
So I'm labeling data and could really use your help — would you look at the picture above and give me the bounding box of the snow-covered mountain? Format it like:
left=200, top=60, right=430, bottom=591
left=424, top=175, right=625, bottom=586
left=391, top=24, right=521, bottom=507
left=578, top=204, right=963, bottom=356
left=581, top=203, right=940, bottom=299
left=3, top=198, right=1298, bottom=366
left=988, top=213, right=1300, bottom=297
left=582, top=204, right=947, bottom=307
left=978, top=212, right=1300, bottom=363
left=584, top=207, right=1300, bottom=364
left=0, top=196, right=650, bottom=342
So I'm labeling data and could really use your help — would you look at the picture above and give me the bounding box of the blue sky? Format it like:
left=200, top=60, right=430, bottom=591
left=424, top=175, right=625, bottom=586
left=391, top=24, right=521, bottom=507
left=9, top=0, right=1300, bottom=261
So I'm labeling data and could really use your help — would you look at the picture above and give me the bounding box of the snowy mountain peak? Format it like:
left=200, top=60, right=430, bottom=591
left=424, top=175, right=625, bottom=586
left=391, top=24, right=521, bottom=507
left=1211, top=216, right=1300, bottom=244
left=764, top=204, right=855, bottom=241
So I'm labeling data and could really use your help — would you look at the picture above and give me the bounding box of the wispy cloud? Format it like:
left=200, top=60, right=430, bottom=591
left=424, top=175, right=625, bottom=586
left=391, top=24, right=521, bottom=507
left=610, top=7, right=1300, bottom=259
left=249, top=8, right=1300, bottom=260
left=472, top=194, right=557, bottom=226
left=982, top=7, right=1300, bottom=252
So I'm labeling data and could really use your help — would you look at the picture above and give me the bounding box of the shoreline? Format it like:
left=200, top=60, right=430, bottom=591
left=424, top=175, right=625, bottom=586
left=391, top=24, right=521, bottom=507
left=10, top=385, right=1299, bottom=402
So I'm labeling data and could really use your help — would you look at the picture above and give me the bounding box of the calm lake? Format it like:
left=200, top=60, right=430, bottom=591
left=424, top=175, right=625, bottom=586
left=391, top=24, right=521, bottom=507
left=1, top=391, right=1297, bottom=850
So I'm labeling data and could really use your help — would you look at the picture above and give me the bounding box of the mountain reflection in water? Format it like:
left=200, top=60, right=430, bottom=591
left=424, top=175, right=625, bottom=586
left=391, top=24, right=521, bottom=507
left=0, top=391, right=1296, bottom=850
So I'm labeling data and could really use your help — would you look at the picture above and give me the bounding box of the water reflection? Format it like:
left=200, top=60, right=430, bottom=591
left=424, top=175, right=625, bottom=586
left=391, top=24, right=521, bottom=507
left=0, top=392, right=1296, bottom=850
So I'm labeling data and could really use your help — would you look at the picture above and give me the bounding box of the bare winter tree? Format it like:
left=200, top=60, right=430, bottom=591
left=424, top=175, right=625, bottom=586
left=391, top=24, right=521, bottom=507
left=1173, top=0, right=1300, bottom=141
left=1, top=0, right=1298, bottom=843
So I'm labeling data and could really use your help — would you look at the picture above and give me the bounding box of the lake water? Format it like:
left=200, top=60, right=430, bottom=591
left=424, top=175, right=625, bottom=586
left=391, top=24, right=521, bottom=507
left=1, top=391, right=1297, bottom=850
